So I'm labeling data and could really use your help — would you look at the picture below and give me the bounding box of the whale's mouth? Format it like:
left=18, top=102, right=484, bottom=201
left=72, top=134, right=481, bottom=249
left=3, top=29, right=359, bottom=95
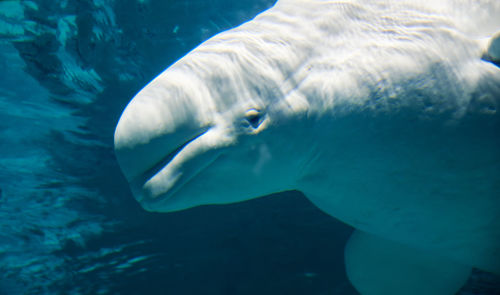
left=130, top=129, right=210, bottom=203
left=141, top=135, right=197, bottom=184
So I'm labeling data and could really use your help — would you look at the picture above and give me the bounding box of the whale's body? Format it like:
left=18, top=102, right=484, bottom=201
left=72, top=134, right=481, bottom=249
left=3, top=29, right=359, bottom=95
left=115, top=0, right=500, bottom=294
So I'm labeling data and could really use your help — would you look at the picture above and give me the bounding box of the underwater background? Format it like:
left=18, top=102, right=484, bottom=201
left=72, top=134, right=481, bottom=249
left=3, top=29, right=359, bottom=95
left=0, top=0, right=499, bottom=294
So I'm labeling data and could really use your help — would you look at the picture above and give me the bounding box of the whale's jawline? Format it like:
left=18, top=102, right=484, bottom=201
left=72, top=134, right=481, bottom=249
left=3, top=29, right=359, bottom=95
left=133, top=129, right=210, bottom=190
left=138, top=142, right=223, bottom=211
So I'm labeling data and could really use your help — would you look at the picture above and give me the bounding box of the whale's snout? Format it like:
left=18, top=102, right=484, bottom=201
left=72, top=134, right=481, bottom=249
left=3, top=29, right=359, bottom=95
left=114, top=70, right=214, bottom=194
left=114, top=105, right=207, bottom=183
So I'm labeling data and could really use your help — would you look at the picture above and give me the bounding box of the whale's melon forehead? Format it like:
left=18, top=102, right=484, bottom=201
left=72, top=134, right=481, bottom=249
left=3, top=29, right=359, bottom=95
left=114, top=68, right=218, bottom=149
left=178, top=49, right=286, bottom=106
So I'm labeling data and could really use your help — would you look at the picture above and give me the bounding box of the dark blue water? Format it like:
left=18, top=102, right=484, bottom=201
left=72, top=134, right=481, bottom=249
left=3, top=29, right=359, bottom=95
left=0, top=1, right=499, bottom=294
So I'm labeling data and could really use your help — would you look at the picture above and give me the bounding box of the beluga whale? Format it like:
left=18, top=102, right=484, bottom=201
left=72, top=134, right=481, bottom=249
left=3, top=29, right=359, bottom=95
left=114, top=0, right=500, bottom=294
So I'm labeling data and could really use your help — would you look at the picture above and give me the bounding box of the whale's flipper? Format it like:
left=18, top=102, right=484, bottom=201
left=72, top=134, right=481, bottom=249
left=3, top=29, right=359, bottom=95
left=483, top=31, right=500, bottom=66
left=344, top=230, right=471, bottom=295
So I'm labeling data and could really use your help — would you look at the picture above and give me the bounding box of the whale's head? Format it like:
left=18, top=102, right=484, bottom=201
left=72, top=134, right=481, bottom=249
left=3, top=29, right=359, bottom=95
left=115, top=0, right=500, bottom=213
left=114, top=35, right=310, bottom=212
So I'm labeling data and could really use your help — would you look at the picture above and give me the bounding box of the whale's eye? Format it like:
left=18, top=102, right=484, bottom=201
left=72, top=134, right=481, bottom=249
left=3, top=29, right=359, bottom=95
left=244, top=108, right=263, bottom=129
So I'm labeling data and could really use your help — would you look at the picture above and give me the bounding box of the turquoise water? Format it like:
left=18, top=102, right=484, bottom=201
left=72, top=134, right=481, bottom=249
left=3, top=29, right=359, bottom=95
left=0, top=1, right=499, bottom=294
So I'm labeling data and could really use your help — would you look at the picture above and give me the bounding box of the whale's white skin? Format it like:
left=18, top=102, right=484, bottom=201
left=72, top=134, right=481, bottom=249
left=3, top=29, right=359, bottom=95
left=115, top=0, right=500, bottom=293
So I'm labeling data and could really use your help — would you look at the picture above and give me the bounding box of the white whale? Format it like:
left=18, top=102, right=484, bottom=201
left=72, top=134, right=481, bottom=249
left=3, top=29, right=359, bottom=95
left=114, top=0, right=500, bottom=294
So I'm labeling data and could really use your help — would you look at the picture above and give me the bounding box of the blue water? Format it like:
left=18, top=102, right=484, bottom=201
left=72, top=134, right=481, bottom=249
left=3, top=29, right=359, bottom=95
left=0, top=1, right=499, bottom=294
